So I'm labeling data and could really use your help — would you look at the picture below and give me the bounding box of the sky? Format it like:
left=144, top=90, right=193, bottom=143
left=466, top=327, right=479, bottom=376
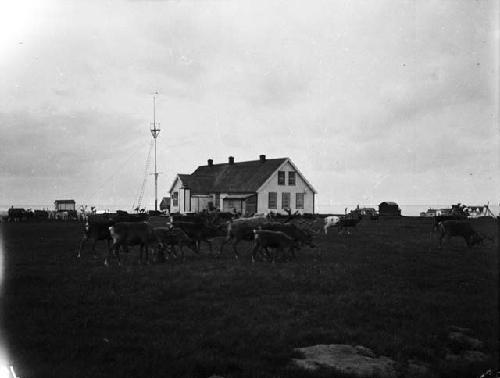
left=0, top=0, right=498, bottom=214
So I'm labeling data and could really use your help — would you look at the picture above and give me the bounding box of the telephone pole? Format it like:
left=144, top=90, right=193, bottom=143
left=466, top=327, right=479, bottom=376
left=150, top=92, right=160, bottom=212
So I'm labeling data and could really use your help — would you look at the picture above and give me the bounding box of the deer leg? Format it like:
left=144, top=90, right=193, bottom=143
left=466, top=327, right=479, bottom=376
left=251, top=243, right=261, bottom=263
left=77, top=235, right=88, bottom=259
left=205, top=240, right=213, bottom=255
left=232, top=239, right=241, bottom=260
left=219, top=234, right=233, bottom=256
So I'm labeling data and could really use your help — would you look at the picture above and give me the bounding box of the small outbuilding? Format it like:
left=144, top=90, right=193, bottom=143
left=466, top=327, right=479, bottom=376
left=54, top=199, right=76, bottom=212
left=378, top=201, right=401, bottom=216
left=159, top=197, right=170, bottom=212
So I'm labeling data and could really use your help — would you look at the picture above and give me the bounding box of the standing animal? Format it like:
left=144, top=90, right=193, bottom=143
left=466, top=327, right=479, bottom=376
left=8, top=208, right=27, bottom=222
left=252, top=230, right=298, bottom=263
left=337, top=217, right=362, bottom=234
left=219, top=216, right=268, bottom=258
left=107, top=221, right=156, bottom=265
left=153, top=227, right=198, bottom=261
left=33, top=210, right=49, bottom=221
left=173, top=218, right=226, bottom=254
left=432, top=215, right=467, bottom=231
left=77, top=213, right=148, bottom=259
left=324, top=216, right=341, bottom=234
left=77, top=215, right=114, bottom=258
left=259, top=222, right=315, bottom=258
left=437, top=220, right=483, bottom=248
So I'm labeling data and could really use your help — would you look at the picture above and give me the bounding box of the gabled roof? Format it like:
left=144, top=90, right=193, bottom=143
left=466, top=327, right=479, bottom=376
left=170, top=158, right=289, bottom=193
left=169, top=157, right=317, bottom=195
left=181, top=158, right=288, bottom=194
left=177, top=173, right=215, bottom=192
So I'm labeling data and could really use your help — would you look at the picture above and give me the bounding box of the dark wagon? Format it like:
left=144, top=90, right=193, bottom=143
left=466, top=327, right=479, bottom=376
left=379, top=201, right=401, bottom=216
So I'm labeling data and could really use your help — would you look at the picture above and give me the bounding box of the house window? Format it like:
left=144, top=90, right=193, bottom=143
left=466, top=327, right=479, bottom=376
left=296, top=193, right=304, bottom=209
left=268, top=192, right=277, bottom=209
left=288, top=171, right=296, bottom=185
left=282, top=192, right=290, bottom=209
left=278, top=171, right=285, bottom=185
left=172, top=192, right=178, bottom=207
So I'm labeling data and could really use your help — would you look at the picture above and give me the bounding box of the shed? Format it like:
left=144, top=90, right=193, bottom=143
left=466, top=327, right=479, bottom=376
left=159, top=197, right=170, bottom=212
left=378, top=201, right=401, bottom=216
left=54, top=199, right=76, bottom=212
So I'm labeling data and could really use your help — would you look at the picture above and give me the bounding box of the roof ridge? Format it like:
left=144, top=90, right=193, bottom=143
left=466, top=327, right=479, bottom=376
left=196, top=157, right=288, bottom=169
left=170, top=157, right=315, bottom=195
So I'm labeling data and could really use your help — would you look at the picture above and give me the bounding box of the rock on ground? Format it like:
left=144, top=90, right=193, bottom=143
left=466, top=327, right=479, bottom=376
left=292, top=344, right=397, bottom=378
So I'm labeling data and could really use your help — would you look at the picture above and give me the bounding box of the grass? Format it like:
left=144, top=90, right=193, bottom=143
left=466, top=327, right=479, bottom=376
left=0, top=217, right=498, bottom=378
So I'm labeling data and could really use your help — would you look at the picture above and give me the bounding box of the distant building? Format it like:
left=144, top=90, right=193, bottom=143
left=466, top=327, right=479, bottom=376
left=463, top=204, right=494, bottom=218
left=421, top=208, right=449, bottom=217
left=54, top=199, right=76, bottom=212
left=379, top=201, right=401, bottom=216
left=169, top=155, right=317, bottom=215
left=159, top=197, right=170, bottom=212
left=422, top=204, right=494, bottom=218
left=350, top=206, right=378, bottom=219
left=420, top=208, right=438, bottom=217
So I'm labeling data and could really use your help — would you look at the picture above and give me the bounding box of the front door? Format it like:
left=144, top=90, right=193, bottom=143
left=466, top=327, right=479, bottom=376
left=244, top=195, right=257, bottom=216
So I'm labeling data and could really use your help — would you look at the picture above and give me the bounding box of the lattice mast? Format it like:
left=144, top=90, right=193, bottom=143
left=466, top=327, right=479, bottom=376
left=150, top=92, right=161, bottom=212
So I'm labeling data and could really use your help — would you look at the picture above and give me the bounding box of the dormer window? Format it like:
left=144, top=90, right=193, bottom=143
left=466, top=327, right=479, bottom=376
left=278, top=171, right=285, bottom=185
left=288, top=171, right=296, bottom=185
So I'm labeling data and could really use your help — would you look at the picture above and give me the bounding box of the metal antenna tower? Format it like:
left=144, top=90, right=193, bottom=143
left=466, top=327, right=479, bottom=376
left=150, top=91, right=161, bottom=212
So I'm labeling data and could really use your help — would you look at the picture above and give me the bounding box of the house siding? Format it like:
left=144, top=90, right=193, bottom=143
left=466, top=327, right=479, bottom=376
left=170, top=178, right=182, bottom=213
left=257, top=161, right=314, bottom=214
left=181, top=188, right=191, bottom=213
left=55, top=201, right=76, bottom=211
left=55, top=203, right=76, bottom=211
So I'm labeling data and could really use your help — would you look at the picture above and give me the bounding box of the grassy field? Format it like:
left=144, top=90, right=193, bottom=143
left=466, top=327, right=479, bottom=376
left=1, top=217, right=498, bottom=378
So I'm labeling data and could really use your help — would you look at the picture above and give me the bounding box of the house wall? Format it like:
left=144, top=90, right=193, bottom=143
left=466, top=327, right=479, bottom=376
left=179, top=188, right=191, bottom=213
left=256, top=161, right=314, bottom=214
left=169, top=178, right=183, bottom=213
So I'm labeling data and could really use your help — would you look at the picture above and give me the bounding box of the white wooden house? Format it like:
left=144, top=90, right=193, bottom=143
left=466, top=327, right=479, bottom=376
left=169, top=155, right=316, bottom=215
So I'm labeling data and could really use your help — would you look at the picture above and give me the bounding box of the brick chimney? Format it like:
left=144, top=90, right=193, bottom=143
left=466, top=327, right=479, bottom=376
left=259, top=154, right=266, bottom=163
left=207, top=159, right=213, bottom=167
left=228, top=156, right=234, bottom=165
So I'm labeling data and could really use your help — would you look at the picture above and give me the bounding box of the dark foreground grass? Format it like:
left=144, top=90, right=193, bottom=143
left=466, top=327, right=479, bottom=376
left=0, top=218, right=498, bottom=378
